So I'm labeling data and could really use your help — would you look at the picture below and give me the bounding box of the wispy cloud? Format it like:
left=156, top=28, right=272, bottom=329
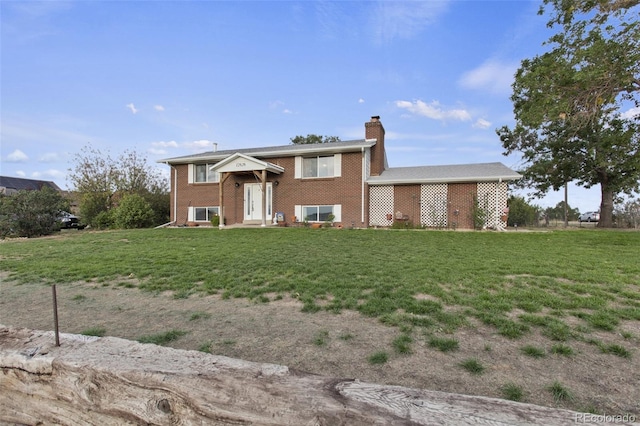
left=370, top=1, right=449, bottom=44
left=459, top=59, right=518, bottom=96
left=473, top=118, right=492, bottom=129
left=621, top=106, right=640, bottom=119
left=38, top=152, right=61, bottom=163
left=152, top=141, right=179, bottom=148
left=395, top=100, right=471, bottom=122
left=154, top=105, right=165, bottom=112
left=126, top=103, right=138, bottom=114
left=5, top=149, right=29, bottom=163
left=31, top=169, right=66, bottom=180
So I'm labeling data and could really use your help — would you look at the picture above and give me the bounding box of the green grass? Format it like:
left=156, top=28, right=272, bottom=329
left=548, top=381, right=573, bottom=403
left=521, top=345, right=546, bottom=358
left=189, top=311, right=211, bottom=321
left=392, top=334, right=413, bottom=354
left=460, top=358, right=485, bottom=375
left=368, top=351, right=389, bottom=365
left=428, top=336, right=459, bottom=352
left=2, top=228, right=639, bottom=343
left=501, top=382, right=524, bottom=402
left=314, top=330, right=330, bottom=346
left=81, top=326, right=106, bottom=337
left=550, top=344, right=575, bottom=356
left=137, top=329, right=187, bottom=346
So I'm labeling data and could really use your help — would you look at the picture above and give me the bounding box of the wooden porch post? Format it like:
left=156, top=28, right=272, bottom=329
left=219, top=172, right=231, bottom=228
left=261, top=169, right=267, bottom=227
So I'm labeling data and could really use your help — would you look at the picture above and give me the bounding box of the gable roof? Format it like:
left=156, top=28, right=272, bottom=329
left=210, top=153, right=284, bottom=174
left=0, top=176, right=62, bottom=193
left=367, top=163, right=521, bottom=185
left=158, top=139, right=376, bottom=164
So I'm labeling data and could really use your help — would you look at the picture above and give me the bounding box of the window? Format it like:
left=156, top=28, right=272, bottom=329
left=194, top=207, right=219, bottom=221
left=194, top=164, right=219, bottom=183
left=303, top=156, right=335, bottom=178
left=303, top=206, right=335, bottom=222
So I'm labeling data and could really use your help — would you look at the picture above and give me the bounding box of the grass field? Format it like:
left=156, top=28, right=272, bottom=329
left=2, top=227, right=639, bottom=343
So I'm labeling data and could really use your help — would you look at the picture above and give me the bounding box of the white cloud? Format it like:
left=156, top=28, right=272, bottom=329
left=459, top=59, right=518, bottom=96
left=15, top=170, right=26, bottom=177
left=6, top=149, right=29, bottom=162
left=473, top=118, right=492, bottom=129
left=395, top=100, right=471, bottom=122
left=370, top=1, right=450, bottom=44
left=358, top=98, right=365, bottom=104
left=154, top=105, right=165, bottom=112
left=183, top=140, right=215, bottom=151
left=282, top=109, right=294, bottom=114
left=126, top=103, right=138, bottom=114
left=31, top=169, right=65, bottom=179
left=621, top=106, right=640, bottom=120
left=38, top=152, right=60, bottom=162
left=152, top=141, right=179, bottom=148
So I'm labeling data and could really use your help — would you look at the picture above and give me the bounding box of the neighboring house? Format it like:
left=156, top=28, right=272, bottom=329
left=0, top=176, right=62, bottom=196
left=159, top=117, right=521, bottom=230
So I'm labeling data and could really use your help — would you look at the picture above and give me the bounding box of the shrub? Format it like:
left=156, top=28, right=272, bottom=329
left=0, top=187, right=69, bottom=238
left=113, top=193, right=154, bottom=229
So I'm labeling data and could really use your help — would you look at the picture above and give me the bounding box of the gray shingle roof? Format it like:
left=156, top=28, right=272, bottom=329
left=158, top=139, right=376, bottom=164
left=0, top=176, right=62, bottom=192
left=367, top=162, right=521, bottom=184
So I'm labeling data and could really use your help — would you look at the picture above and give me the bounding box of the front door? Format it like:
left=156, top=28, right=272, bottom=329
left=244, top=183, right=272, bottom=222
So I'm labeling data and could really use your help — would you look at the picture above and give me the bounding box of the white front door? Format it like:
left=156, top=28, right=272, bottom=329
left=244, top=183, right=272, bottom=222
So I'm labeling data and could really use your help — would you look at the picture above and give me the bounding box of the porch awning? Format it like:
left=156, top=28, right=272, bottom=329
left=209, top=152, right=284, bottom=174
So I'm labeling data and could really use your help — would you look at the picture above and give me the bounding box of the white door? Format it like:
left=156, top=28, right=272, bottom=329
left=244, top=183, right=272, bottom=222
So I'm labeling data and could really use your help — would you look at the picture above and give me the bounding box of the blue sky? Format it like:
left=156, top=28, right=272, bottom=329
left=1, top=0, right=610, bottom=212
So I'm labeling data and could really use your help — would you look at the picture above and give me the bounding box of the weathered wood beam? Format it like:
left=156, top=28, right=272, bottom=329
left=1, top=325, right=592, bottom=425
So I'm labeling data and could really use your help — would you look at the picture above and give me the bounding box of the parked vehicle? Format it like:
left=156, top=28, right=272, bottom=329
left=59, top=212, right=86, bottom=229
left=578, top=211, right=600, bottom=223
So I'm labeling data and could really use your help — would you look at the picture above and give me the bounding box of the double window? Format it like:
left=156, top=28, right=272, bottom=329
left=295, top=154, right=341, bottom=179
left=189, top=206, right=219, bottom=222
left=295, top=204, right=342, bottom=223
left=194, top=164, right=219, bottom=183
left=303, top=156, right=334, bottom=178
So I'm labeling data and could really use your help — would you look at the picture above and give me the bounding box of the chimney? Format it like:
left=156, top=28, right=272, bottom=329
left=213, top=142, right=218, bottom=152
left=365, top=116, right=385, bottom=176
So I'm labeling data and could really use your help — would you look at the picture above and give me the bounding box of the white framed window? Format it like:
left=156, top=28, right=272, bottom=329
left=189, top=163, right=219, bottom=183
left=188, top=206, right=219, bottom=222
left=295, top=154, right=341, bottom=178
left=295, top=204, right=342, bottom=222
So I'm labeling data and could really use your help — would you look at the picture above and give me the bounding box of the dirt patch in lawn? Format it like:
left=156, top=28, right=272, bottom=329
left=1, top=275, right=638, bottom=417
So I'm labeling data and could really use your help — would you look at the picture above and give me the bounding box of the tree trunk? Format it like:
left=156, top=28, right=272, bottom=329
left=598, top=182, right=615, bottom=228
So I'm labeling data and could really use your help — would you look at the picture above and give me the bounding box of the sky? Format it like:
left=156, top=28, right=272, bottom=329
left=1, top=0, right=623, bottom=213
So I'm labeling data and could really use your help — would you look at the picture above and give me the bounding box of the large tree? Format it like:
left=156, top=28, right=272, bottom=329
left=68, top=145, right=169, bottom=226
left=290, top=134, right=341, bottom=144
left=497, top=0, right=640, bottom=227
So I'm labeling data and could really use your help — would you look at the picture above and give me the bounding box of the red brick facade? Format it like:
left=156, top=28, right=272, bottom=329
left=163, top=117, right=516, bottom=229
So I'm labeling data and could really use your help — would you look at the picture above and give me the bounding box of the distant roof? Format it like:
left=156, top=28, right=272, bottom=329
left=0, top=176, right=62, bottom=192
left=367, top=163, right=521, bottom=185
left=158, top=139, right=376, bottom=164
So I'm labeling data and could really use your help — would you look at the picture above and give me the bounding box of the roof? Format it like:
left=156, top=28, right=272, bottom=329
left=210, top=153, right=284, bottom=174
left=158, top=139, right=376, bottom=164
left=367, top=163, right=521, bottom=185
left=0, top=176, right=62, bottom=192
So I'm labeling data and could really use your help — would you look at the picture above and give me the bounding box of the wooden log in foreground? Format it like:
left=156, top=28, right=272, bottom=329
left=0, top=325, right=607, bottom=425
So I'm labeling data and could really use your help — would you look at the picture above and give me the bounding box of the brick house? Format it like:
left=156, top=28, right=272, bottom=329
left=159, top=117, right=521, bottom=229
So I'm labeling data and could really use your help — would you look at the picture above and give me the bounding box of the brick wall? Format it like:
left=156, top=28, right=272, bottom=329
left=169, top=151, right=366, bottom=227
left=446, top=183, right=477, bottom=230
left=393, top=185, right=422, bottom=225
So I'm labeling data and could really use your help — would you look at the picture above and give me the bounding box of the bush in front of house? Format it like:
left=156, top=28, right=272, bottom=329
left=112, top=194, right=154, bottom=229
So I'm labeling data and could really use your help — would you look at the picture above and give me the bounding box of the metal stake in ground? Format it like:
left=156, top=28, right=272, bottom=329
left=52, top=284, right=60, bottom=346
